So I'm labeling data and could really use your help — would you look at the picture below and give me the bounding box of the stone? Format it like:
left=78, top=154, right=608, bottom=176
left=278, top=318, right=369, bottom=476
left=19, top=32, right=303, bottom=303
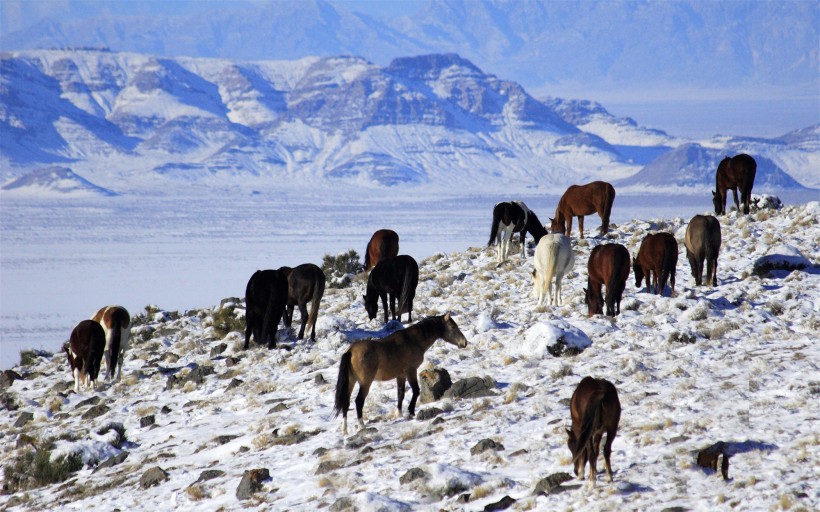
left=75, top=396, right=101, bottom=409
left=419, top=368, right=452, bottom=403
left=14, top=411, right=34, bottom=428
left=399, top=467, right=428, bottom=485
left=533, top=472, right=574, bottom=496
left=471, top=438, right=505, bottom=455
left=214, top=435, right=240, bottom=445
left=210, top=343, right=228, bottom=357
left=314, top=373, right=326, bottom=384
left=161, top=405, right=172, bottom=414
left=484, top=496, right=515, bottom=511
left=315, top=460, right=344, bottom=474
left=1, top=369, right=23, bottom=388
left=82, top=404, right=110, bottom=420
left=140, top=415, right=156, bottom=428
left=226, top=378, right=243, bottom=391
left=416, top=407, right=444, bottom=421
left=194, top=469, right=225, bottom=484
left=445, top=376, right=496, bottom=399
left=330, top=497, right=356, bottom=511
left=236, top=468, right=270, bottom=500
left=95, top=451, right=129, bottom=472
left=140, top=466, right=169, bottom=488
left=225, top=356, right=239, bottom=367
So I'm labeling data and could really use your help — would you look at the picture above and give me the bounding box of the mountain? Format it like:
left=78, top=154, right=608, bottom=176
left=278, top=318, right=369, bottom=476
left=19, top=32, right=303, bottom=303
left=0, top=166, right=117, bottom=197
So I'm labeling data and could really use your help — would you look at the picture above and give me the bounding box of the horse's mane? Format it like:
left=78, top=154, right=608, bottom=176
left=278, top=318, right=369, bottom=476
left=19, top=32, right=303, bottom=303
left=411, top=315, right=444, bottom=337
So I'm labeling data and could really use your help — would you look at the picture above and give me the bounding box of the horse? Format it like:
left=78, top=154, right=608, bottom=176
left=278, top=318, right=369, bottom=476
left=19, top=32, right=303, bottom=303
left=244, top=269, right=289, bottom=349
left=532, top=233, right=575, bottom=306
left=713, top=154, right=757, bottom=215
left=333, top=313, right=469, bottom=434
left=685, top=215, right=721, bottom=287
left=277, top=263, right=326, bottom=341
left=550, top=181, right=616, bottom=239
left=584, top=243, right=630, bottom=317
left=364, top=229, right=400, bottom=272
left=64, top=319, right=106, bottom=393
left=364, top=255, right=419, bottom=324
left=633, top=232, right=678, bottom=296
left=566, top=376, right=621, bottom=487
left=91, top=305, right=130, bottom=382
left=488, top=200, right=549, bottom=263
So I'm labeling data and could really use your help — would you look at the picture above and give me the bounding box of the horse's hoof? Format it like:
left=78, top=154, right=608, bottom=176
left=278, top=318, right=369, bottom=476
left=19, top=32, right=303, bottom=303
left=267, top=343, right=277, bottom=350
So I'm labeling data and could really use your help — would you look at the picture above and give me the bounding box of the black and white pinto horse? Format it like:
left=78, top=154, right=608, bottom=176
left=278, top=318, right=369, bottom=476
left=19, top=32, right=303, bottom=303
left=488, top=200, right=549, bottom=263
left=65, top=319, right=106, bottom=393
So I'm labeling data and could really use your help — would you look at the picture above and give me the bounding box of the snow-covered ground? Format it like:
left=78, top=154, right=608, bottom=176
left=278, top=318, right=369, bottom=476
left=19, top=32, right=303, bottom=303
left=1, top=198, right=817, bottom=511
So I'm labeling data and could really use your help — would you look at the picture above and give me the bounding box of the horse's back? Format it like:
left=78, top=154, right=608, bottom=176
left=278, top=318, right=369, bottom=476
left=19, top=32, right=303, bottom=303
left=685, top=215, right=720, bottom=254
left=246, top=269, right=288, bottom=308
left=558, top=181, right=615, bottom=215
left=571, top=376, right=620, bottom=422
left=366, top=229, right=400, bottom=271
left=589, top=243, right=629, bottom=279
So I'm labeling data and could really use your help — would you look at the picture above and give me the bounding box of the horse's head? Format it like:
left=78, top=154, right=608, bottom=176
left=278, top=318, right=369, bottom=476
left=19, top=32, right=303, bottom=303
left=565, top=428, right=585, bottom=477
left=362, top=294, right=378, bottom=320
left=549, top=217, right=566, bottom=235
left=632, top=256, right=644, bottom=288
left=712, top=190, right=724, bottom=215
left=584, top=287, right=603, bottom=317
left=442, top=313, right=468, bottom=348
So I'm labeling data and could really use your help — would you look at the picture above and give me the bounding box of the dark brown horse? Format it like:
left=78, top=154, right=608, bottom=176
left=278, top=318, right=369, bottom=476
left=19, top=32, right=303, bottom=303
left=685, top=215, right=721, bottom=286
left=333, top=313, right=469, bottom=434
left=585, top=243, right=630, bottom=317
left=364, top=255, right=419, bottom=324
left=550, top=181, right=616, bottom=238
left=713, top=154, right=757, bottom=215
left=488, top=200, right=549, bottom=263
left=364, top=229, right=400, bottom=272
left=278, top=263, right=326, bottom=341
left=91, top=305, right=130, bottom=382
left=244, top=269, right=289, bottom=349
left=65, top=319, right=106, bottom=393
left=566, top=377, right=621, bottom=487
left=633, top=232, right=678, bottom=296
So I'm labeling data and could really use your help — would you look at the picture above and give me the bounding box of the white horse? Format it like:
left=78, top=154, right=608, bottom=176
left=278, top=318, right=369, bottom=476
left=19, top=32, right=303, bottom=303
left=91, top=305, right=131, bottom=382
left=532, top=234, right=575, bottom=306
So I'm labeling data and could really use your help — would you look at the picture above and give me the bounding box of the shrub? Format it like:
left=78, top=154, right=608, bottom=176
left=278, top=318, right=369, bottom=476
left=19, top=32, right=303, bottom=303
left=208, top=305, right=244, bottom=338
left=321, top=249, right=363, bottom=288
left=4, top=449, right=83, bottom=492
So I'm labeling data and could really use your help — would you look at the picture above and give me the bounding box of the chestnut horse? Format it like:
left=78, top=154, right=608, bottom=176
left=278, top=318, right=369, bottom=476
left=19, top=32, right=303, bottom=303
left=488, top=200, right=549, bottom=263
left=244, top=269, right=289, bottom=349
left=585, top=243, right=630, bottom=317
left=278, top=263, right=326, bottom=341
left=713, top=154, right=757, bottom=215
left=364, top=255, right=419, bottom=324
left=91, top=305, right=130, bottom=382
left=685, top=215, right=721, bottom=287
left=333, top=313, right=468, bottom=434
left=64, top=319, right=106, bottom=393
left=364, top=229, right=399, bottom=272
left=550, top=181, right=615, bottom=238
left=566, top=376, right=621, bottom=487
left=633, top=232, right=678, bottom=296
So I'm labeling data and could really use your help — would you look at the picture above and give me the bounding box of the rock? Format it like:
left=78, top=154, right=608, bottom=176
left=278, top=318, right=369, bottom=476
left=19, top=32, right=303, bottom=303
left=1, top=369, right=23, bottom=388
left=445, top=376, right=497, bottom=399
left=140, top=415, right=156, bottom=428
left=160, top=405, right=172, bottom=414
left=315, top=460, right=344, bottom=475
left=661, top=508, right=689, bottom=512
left=14, top=411, right=34, bottom=428
left=95, top=451, right=129, bottom=472
left=140, top=466, right=169, bottom=488
left=419, top=368, right=452, bottom=403
left=225, top=356, right=239, bottom=367
left=484, top=496, right=515, bottom=511
left=16, top=433, right=37, bottom=449
left=75, top=396, right=101, bottom=409
left=750, top=194, right=782, bottom=210
left=82, top=404, right=110, bottom=420
left=533, top=472, right=574, bottom=495
left=313, top=447, right=329, bottom=457
left=268, top=403, right=288, bottom=414
left=194, top=469, right=225, bottom=484
left=226, top=378, right=243, bottom=391
left=214, top=435, right=240, bottom=445
left=210, top=343, right=228, bottom=357
left=753, top=245, right=811, bottom=277
left=400, top=468, right=428, bottom=485
left=416, top=407, right=444, bottom=421
left=271, top=430, right=319, bottom=446
left=314, top=373, right=326, bottom=385
left=471, top=438, right=505, bottom=455
left=236, top=468, right=270, bottom=500
left=330, top=497, right=356, bottom=511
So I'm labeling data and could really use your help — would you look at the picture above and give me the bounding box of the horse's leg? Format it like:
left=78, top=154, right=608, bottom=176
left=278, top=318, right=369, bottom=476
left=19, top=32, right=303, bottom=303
left=520, top=231, right=527, bottom=259
left=244, top=312, right=253, bottom=350
left=354, top=381, right=372, bottom=431
left=381, top=292, right=389, bottom=324
left=396, top=377, right=406, bottom=416
left=103, top=349, right=112, bottom=381
left=566, top=216, right=573, bottom=238
left=588, top=431, right=603, bottom=487
left=603, top=431, right=616, bottom=482
left=731, top=187, right=740, bottom=213
left=296, top=302, right=308, bottom=339
left=554, top=274, right=563, bottom=306
left=390, top=293, right=398, bottom=321
left=578, top=216, right=585, bottom=239
left=406, top=371, right=421, bottom=417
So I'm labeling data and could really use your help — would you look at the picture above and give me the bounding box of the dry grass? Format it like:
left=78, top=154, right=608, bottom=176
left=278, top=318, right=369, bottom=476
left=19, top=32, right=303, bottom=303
left=186, top=484, right=208, bottom=501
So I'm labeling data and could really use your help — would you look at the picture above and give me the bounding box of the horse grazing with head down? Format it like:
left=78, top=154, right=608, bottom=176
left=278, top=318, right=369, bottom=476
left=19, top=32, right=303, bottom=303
left=550, top=181, right=616, bottom=239
left=364, top=229, right=400, bottom=272
left=364, top=255, right=419, bottom=324
left=633, top=232, right=678, bottom=296
left=585, top=243, right=630, bottom=317
left=65, top=320, right=106, bottom=393
left=91, top=305, right=130, bottom=382
left=244, top=269, right=289, bottom=349
left=685, top=215, right=721, bottom=287
left=278, top=263, right=326, bottom=341
left=566, top=376, right=621, bottom=487
left=713, top=154, right=757, bottom=215
left=333, top=313, right=469, bottom=434
left=532, top=233, right=575, bottom=306
left=488, top=200, right=549, bottom=263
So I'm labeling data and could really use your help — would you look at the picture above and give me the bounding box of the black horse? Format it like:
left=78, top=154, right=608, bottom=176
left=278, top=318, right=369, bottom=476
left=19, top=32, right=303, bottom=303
left=244, top=269, right=289, bottom=349
left=278, top=263, right=326, bottom=341
left=488, top=200, right=549, bottom=263
left=685, top=215, right=721, bottom=287
left=364, top=255, right=419, bottom=324
left=713, top=154, right=757, bottom=215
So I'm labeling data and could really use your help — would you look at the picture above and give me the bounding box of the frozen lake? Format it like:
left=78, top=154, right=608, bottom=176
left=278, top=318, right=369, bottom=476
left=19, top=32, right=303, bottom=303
left=1, top=188, right=815, bottom=369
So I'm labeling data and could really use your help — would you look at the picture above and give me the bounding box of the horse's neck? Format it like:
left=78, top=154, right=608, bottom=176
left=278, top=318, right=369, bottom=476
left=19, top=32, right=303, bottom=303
left=413, top=319, right=444, bottom=352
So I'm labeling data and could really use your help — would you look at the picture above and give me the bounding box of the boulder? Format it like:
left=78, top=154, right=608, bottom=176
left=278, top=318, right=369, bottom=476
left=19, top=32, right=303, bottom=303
left=445, top=376, right=496, bottom=399
left=140, top=466, right=169, bottom=488
left=236, top=468, right=270, bottom=499
left=419, top=368, right=452, bottom=403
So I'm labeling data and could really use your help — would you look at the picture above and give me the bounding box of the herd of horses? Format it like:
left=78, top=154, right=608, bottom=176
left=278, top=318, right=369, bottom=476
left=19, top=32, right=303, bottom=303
left=63, top=154, right=757, bottom=487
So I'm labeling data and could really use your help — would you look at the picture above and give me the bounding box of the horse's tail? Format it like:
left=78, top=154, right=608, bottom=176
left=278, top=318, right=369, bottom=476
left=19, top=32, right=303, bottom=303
left=606, top=251, right=628, bottom=314
left=398, top=260, right=418, bottom=320
left=488, top=207, right=501, bottom=246
left=364, top=243, right=371, bottom=271
left=658, top=242, right=675, bottom=296
left=333, top=351, right=353, bottom=417
left=107, top=308, right=129, bottom=378
left=741, top=157, right=757, bottom=213
left=307, top=275, right=325, bottom=339
left=543, top=239, right=559, bottom=295
left=573, top=390, right=606, bottom=464
left=260, top=285, right=279, bottom=347
left=601, top=183, right=615, bottom=233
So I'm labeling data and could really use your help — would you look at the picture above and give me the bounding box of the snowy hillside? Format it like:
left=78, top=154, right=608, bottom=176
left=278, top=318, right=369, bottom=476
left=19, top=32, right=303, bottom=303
left=1, top=201, right=818, bottom=511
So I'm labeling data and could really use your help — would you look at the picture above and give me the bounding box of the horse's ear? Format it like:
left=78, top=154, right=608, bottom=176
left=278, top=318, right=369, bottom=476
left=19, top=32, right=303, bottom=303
left=443, top=312, right=451, bottom=322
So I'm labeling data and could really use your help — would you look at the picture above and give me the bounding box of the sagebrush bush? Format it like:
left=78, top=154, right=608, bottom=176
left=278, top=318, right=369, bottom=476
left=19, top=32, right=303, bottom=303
left=4, top=449, right=83, bottom=492
left=321, top=249, right=364, bottom=288
left=208, top=305, right=244, bottom=338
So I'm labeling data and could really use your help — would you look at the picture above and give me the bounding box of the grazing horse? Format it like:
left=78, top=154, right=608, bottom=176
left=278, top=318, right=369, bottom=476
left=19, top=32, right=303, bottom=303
left=566, top=377, right=621, bottom=487
left=633, top=232, right=678, bottom=296
left=713, top=154, right=757, bottom=215
left=364, top=255, right=419, bottom=324
left=550, top=181, right=616, bottom=239
left=91, top=305, right=130, bottom=382
left=685, top=215, right=721, bottom=287
left=244, top=269, right=289, bottom=349
left=364, top=229, right=400, bottom=272
left=65, top=320, right=106, bottom=393
left=333, top=313, right=469, bottom=434
left=532, top=233, right=575, bottom=306
left=278, top=263, right=326, bottom=341
left=585, top=244, right=630, bottom=317
left=488, top=200, right=549, bottom=263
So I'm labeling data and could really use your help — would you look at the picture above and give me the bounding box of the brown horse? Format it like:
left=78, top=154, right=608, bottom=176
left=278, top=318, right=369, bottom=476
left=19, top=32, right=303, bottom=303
left=713, top=154, right=757, bottom=215
left=550, top=181, right=616, bottom=238
left=364, top=255, right=419, bottom=324
left=685, top=215, right=721, bottom=286
left=566, top=376, right=621, bottom=487
left=91, top=305, right=130, bottom=382
left=333, top=313, right=469, bottom=434
left=488, top=200, right=549, bottom=263
left=65, top=319, right=106, bottom=393
left=585, top=243, right=630, bottom=317
left=364, top=229, right=400, bottom=272
left=278, top=263, right=326, bottom=341
left=633, top=232, right=678, bottom=296
left=244, top=269, right=289, bottom=349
